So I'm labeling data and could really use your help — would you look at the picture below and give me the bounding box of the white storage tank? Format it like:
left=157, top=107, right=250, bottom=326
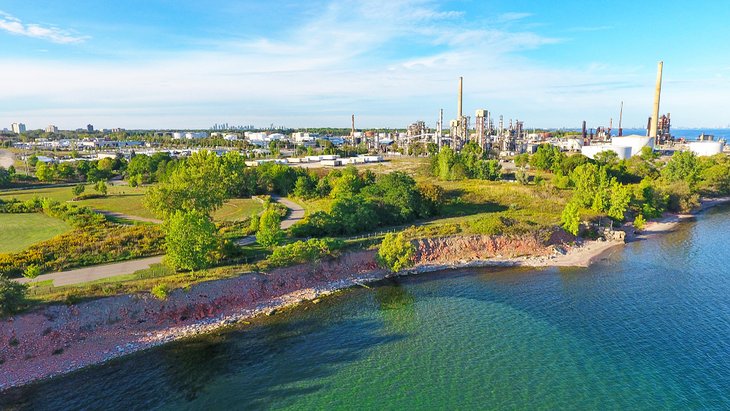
left=610, top=135, right=654, bottom=157
left=581, top=144, right=632, bottom=160
left=688, top=141, right=724, bottom=156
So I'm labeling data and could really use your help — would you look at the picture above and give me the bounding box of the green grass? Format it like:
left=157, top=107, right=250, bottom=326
left=1, top=184, right=263, bottom=222
left=0, top=213, right=72, bottom=253
left=213, top=198, right=264, bottom=221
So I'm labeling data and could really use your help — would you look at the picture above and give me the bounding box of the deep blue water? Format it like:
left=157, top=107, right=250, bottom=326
left=2, top=206, right=730, bottom=410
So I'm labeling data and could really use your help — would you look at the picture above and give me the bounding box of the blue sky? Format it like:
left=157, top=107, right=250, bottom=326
left=2, top=0, right=729, bottom=130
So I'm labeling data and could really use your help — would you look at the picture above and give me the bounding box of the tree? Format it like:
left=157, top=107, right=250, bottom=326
left=248, top=213, right=260, bottom=233
left=35, top=162, right=54, bottom=182
left=0, top=167, right=10, bottom=188
left=377, top=232, right=415, bottom=272
left=662, top=150, right=700, bottom=186
left=593, top=150, right=619, bottom=167
left=530, top=144, right=563, bottom=172
left=164, top=209, right=220, bottom=271
left=607, top=182, right=632, bottom=221
left=72, top=184, right=85, bottom=197
left=256, top=208, right=283, bottom=247
left=95, top=180, right=108, bottom=196
left=144, top=150, right=226, bottom=219
left=561, top=201, right=581, bottom=236
left=0, top=275, right=28, bottom=316
left=514, top=153, right=530, bottom=168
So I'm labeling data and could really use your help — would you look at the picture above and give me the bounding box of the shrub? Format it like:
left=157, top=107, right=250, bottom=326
left=23, top=264, right=41, bottom=279
left=377, top=233, right=415, bottom=272
left=151, top=283, right=169, bottom=300
left=72, top=184, right=85, bottom=197
left=0, top=276, right=28, bottom=316
left=266, top=238, right=345, bottom=268
left=256, top=208, right=283, bottom=247
left=634, top=214, right=646, bottom=231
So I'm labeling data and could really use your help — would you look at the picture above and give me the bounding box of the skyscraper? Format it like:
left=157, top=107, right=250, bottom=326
left=11, top=123, right=26, bottom=134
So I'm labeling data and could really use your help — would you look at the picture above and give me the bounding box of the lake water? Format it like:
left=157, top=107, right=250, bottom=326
left=3, top=206, right=730, bottom=410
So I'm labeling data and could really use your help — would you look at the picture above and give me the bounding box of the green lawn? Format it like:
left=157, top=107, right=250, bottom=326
left=1, top=184, right=263, bottom=222
left=213, top=198, right=263, bottom=221
left=0, top=213, right=72, bottom=253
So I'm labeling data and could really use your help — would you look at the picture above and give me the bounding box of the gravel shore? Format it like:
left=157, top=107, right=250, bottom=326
left=3, top=199, right=728, bottom=391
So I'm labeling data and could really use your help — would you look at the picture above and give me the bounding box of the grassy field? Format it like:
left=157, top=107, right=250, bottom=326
left=0, top=213, right=72, bottom=253
left=0, top=184, right=263, bottom=222
left=213, top=198, right=263, bottom=221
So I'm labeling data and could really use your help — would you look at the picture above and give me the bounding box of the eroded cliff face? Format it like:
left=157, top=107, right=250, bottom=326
left=0, top=250, right=382, bottom=389
left=413, top=230, right=574, bottom=265
left=0, top=231, right=574, bottom=389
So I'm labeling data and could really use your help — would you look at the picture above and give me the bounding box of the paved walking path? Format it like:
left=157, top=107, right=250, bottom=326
left=16, top=197, right=305, bottom=286
left=235, top=196, right=305, bottom=245
left=274, top=196, right=305, bottom=229
left=17, top=256, right=164, bottom=287
left=94, top=209, right=163, bottom=224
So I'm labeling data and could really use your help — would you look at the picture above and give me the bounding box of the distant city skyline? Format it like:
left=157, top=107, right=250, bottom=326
left=2, top=0, right=730, bottom=130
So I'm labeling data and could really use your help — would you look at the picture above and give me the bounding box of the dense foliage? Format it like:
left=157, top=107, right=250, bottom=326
left=292, top=170, right=444, bottom=237
left=555, top=148, right=730, bottom=235
left=265, top=238, right=345, bottom=268
left=431, top=144, right=501, bottom=181
left=377, top=232, right=415, bottom=272
left=0, top=276, right=28, bottom=316
left=164, top=210, right=221, bottom=271
left=256, top=207, right=284, bottom=247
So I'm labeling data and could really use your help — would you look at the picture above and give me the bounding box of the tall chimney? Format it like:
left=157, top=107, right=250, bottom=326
left=457, top=77, right=463, bottom=119
left=649, top=61, right=663, bottom=138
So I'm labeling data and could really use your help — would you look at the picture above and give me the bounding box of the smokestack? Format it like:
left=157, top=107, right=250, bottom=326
left=457, top=77, right=463, bottom=119
left=351, top=114, right=355, bottom=144
left=618, top=101, right=624, bottom=136
left=649, top=61, right=663, bottom=138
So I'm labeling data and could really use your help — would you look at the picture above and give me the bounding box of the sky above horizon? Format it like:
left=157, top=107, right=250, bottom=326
left=2, top=0, right=730, bottom=130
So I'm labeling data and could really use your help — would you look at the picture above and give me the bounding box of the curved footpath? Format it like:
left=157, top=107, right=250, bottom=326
left=16, top=196, right=304, bottom=287
left=2, top=198, right=728, bottom=391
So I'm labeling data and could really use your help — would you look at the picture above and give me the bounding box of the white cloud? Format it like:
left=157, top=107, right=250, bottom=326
left=0, top=10, right=88, bottom=44
left=0, top=1, right=725, bottom=129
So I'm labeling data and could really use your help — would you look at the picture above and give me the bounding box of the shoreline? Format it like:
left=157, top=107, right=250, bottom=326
left=2, top=196, right=729, bottom=392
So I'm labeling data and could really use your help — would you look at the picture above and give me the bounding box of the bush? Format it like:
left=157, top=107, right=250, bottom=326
left=633, top=214, right=646, bottom=231
left=256, top=208, right=283, bottom=247
left=0, top=276, right=28, bottom=316
left=72, top=184, right=85, bottom=197
left=266, top=238, right=345, bottom=268
left=23, top=264, right=41, bottom=279
left=151, top=284, right=169, bottom=300
left=377, top=233, right=415, bottom=272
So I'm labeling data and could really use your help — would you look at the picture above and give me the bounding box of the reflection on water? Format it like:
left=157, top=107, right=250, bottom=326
left=3, top=206, right=730, bottom=410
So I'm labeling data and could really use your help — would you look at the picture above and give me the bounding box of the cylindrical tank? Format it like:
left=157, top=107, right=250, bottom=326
left=688, top=141, right=724, bottom=156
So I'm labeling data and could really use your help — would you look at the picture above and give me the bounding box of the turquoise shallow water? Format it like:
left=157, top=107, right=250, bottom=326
left=3, top=206, right=730, bottom=410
